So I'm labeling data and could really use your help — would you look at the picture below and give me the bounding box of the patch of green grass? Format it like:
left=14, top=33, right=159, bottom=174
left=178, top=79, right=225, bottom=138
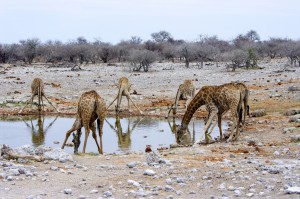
left=76, top=152, right=99, bottom=156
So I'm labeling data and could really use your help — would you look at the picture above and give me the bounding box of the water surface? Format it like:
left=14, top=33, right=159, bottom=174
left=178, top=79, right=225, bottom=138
left=0, top=116, right=227, bottom=154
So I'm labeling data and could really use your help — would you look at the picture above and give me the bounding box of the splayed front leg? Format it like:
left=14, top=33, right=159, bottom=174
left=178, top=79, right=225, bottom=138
left=194, top=109, right=217, bottom=145
left=62, top=116, right=82, bottom=149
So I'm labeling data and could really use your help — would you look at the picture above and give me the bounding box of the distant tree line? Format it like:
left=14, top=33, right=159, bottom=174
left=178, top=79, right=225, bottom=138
left=0, top=30, right=300, bottom=72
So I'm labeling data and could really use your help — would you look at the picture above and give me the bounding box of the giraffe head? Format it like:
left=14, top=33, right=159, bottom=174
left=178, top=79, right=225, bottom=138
left=176, top=124, right=187, bottom=138
left=72, top=131, right=81, bottom=154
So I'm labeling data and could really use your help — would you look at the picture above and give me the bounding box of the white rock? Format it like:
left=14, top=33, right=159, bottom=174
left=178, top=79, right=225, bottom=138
left=127, top=179, right=140, bottom=187
left=103, top=191, right=112, bottom=197
left=246, top=193, right=254, bottom=197
left=166, top=178, right=173, bottom=185
left=64, top=188, right=72, bottom=194
left=144, top=169, right=156, bottom=176
left=90, top=189, right=98, bottom=194
left=234, top=190, right=242, bottom=196
left=286, top=187, right=300, bottom=194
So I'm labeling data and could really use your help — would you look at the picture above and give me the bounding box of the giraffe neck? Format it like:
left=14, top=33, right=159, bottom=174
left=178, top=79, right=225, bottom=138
left=180, top=94, right=204, bottom=129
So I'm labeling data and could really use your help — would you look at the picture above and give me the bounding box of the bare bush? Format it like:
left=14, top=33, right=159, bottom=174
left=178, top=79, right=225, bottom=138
left=19, top=38, right=41, bottom=64
left=127, top=49, right=160, bottom=72
left=222, top=49, right=248, bottom=71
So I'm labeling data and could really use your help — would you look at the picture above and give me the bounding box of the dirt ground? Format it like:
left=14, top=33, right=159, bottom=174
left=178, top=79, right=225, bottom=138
left=1, top=59, right=300, bottom=198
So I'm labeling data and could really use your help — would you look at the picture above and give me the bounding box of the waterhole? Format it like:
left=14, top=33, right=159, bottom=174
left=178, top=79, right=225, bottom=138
left=0, top=116, right=228, bottom=154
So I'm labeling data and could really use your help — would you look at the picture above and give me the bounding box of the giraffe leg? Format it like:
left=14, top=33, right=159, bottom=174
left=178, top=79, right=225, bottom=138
left=227, top=107, right=240, bottom=142
left=82, top=124, right=90, bottom=154
left=106, top=96, right=118, bottom=111
left=234, top=109, right=241, bottom=141
left=243, top=101, right=247, bottom=128
left=126, top=94, right=131, bottom=113
left=40, top=94, right=44, bottom=112
left=217, top=114, right=223, bottom=140
left=90, top=122, right=101, bottom=154
left=19, top=94, right=35, bottom=113
left=195, top=110, right=217, bottom=145
left=61, top=117, right=81, bottom=149
left=207, top=120, right=218, bottom=139
left=125, top=92, right=143, bottom=115
left=42, top=95, right=59, bottom=112
left=97, top=117, right=105, bottom=154
left=165, top=104, right=176, bottom=119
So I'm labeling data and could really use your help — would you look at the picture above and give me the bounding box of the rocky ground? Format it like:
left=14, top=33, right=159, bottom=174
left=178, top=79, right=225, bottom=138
left=0, top=59, right=300, bottom=199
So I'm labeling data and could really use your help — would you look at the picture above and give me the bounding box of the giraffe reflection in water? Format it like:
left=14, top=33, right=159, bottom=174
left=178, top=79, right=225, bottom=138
left=105, top=115, right=143, bottom=151
left=167, top=117, right=195, bottom=146
left=22, top=115, right=58, bottom=146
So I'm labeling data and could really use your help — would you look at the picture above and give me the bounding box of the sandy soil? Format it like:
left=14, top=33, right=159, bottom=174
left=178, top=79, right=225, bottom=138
left=1, top=59, right=300, bottom=199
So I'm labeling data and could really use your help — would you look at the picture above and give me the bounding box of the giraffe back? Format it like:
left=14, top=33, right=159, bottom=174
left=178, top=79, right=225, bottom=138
left=78, top=90, right=106, bottom=125
left=118, top=77, right=130, bottom=94
left=177, top=80, right=195, bottom=100
left=31, top=78, right=44, bottom=96
left=222, top=82, right=249, bottom=119
left=222, top=82, right=248, bottom=102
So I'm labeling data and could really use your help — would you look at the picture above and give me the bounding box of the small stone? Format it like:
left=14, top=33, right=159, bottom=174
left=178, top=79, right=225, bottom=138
left=246, top=193, right=254, bottom=197
left=251, top=109, right=266, bottom=117
left=143, top=169, right=156, bottom=176
left=288, top=86, right=300, bottom=92
left=234, top=190, right=242, bottom=196
left=229, top=154, right=236, bottom=158
left=25, top=172, right=33, bottom=177
left=219, top=183, right=226, bottom=190
left=290, top=134, right=300, bottom=142
left=166, top=178, right=173, bottom=185
left=176, top=177, right=186, bottom=183
left=127, top=162, right=137, bottom=168
left=50, top=166, right=58, bottom=171
left=75, top=164, right=84, bottom=169
left=103, top=191, right=112, bottom=197
left=176, top=190, right=183, bottom=195
left=59, top=158, right=67, bottom=163
left=90, top=189, right=98, bottom=194
left=286, top=186, right=300, bottom=194
left=228, top=186, right=235, bottom=191
left=64, top=189, right=72, bottom=194
left=127, top=179, right=140, bottom=187
left=6, top=176, right=13, bottom=181
left=165, top=185, right=174, bottom=192
left=202, top=176, right=212, bottom=180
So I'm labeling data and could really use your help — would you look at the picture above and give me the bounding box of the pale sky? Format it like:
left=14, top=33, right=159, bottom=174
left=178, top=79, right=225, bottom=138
left=0, top=0, right=299, bottom=44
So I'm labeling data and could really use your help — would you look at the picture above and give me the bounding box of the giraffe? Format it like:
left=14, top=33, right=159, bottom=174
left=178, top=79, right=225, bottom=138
left=177, top=84, right=242, bottom=144
left=106, top=77, right=143, bottom=115
left=105, top=115, right=143, bottom=151
left=203, top=82, right=250, bottom=138
left=167, top=80, right=195, bottom=118
left=19, top=78, right=59, bottom=113
left=222, top=82, right=250, bottom=126
left=61, top=90, right=106, bottom=154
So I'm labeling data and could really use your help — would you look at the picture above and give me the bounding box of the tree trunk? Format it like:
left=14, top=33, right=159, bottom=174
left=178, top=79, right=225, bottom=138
left=185, top=59, right=189, bottom=68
